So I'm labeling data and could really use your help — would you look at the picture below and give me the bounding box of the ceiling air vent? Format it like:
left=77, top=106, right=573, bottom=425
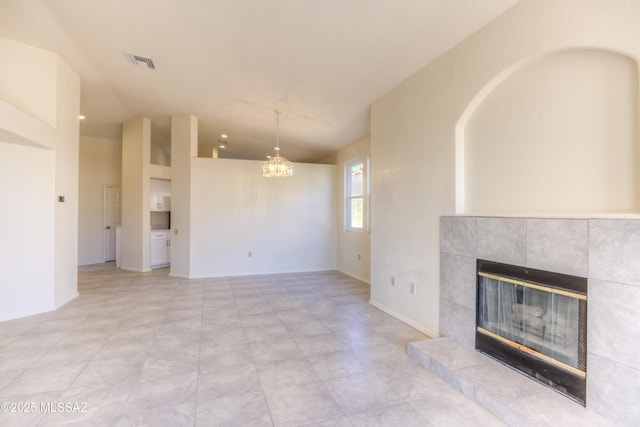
left=123, top=51, right=156, bottom=70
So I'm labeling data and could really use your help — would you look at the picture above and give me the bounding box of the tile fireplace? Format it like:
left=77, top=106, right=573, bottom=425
left=439, top=216, right=640, bottom=426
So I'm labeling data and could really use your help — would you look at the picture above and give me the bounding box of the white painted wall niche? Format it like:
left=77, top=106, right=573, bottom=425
left=458, top=48, right=639, bottom=215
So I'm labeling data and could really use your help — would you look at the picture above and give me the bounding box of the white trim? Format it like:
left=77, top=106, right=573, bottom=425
left=369, top=299, right=439, bottom=338
left=338, top=270, right=371, bottom=285
left=454, top=123, right=465, bottom=214
left=345, top=157, right=368, bottom=232
left=120, top=265, right=152, bottom=273
left=103, top=184, right=121, bottom=263
left=182, top=268, right=339, bottom=280
left=55, top=291, right=79, bottom=309
left=102, top=185, right=109, bottom=262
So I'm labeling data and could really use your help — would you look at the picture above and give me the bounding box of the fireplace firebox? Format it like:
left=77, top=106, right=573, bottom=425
left=476, top=260, right=587, bottom=405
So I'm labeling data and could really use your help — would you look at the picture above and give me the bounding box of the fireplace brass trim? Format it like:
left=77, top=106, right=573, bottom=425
left=478, top=272, right=587, bottom=301
left=477, top=326, right=587, bottom=378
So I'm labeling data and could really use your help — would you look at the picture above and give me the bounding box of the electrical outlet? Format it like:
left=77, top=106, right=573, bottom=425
left=357, top=254, right=361, bottom=261
left=410, top=282, right=416, bottom=295
left=391, top=276, right=395, bottom=287
left=248, top=251, right=252, bottom=258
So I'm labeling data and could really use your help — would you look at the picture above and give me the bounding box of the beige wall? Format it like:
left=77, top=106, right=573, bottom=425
left=0, top=38, right=79, bottom=321
left=188, top=158, right=337, bottom=278
left=121, top=117, right=151, bottom=272
left=336, top=135, right=370, bottom=283
left=370, top=0, right=640, bottom=336
left=0, top=38, right=56, bottom=149
left=54, top=57, right=81, bottom=307
left=463, top=49, right=638, bottom=214
left=0, top=142, right=55, bottom=321
left=0, top=37, right=57, bottom=128
left=169, top=115, right=198, bottom=278
left=78, top=136, right=122, bottom=265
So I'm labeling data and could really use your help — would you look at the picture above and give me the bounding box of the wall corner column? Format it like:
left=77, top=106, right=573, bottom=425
left=170, top=115, right=197, bottom=278
left=121, top=117, right=151, bottom=272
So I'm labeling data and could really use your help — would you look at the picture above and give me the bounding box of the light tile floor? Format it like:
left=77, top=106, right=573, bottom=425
left=0, top=264, right=505, bottom=426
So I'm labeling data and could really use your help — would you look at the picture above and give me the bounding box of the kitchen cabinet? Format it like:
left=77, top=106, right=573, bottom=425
left=150, top=178, right=171, bottom=212
left=150, top=230, right=170, bottom=268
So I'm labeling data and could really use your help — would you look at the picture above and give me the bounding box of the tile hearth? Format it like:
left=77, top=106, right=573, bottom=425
left=408, top=337, right=613, bottom=427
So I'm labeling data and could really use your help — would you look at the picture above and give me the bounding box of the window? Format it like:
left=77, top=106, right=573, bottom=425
left=346, top=159, right=367, bottom=231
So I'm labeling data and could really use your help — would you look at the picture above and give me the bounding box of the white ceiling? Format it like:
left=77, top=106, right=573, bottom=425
left=0, top=0, right=519, bottom=162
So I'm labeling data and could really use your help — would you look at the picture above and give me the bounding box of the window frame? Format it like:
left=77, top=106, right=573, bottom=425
left=345, top=157, right=368, bottom=232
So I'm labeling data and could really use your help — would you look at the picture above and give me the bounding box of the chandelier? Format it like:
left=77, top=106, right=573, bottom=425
left=262, top=110, right=294, bottom=178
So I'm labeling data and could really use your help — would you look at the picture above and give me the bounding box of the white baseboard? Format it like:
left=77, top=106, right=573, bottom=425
left=369, top=299, right=439, bottom=338
left=119, top=265, right=151, bottom=273
left=55, top=291, right=79, bottom=309
left=185, top=267, right=338, bottom=280
left=338, top=270, right=371, bottom=284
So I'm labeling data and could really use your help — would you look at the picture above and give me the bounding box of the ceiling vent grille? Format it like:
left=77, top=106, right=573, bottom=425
left=124, top=52, right=156, bottom=70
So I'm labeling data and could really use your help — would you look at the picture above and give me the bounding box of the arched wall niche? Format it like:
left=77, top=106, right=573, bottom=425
left=456, top=48, right=639, bottom=215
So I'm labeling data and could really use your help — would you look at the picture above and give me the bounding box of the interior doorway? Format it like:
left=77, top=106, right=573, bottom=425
left=103, top=185, right=121, bottom=262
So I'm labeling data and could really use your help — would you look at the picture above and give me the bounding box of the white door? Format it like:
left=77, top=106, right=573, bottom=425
left=104, top=185, right=122, bottom=262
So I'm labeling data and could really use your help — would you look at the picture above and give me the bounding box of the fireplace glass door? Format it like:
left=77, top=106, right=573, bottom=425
left=475, top=260, right=587, bottom=404
left=477, top=273, right=586, bottom=372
